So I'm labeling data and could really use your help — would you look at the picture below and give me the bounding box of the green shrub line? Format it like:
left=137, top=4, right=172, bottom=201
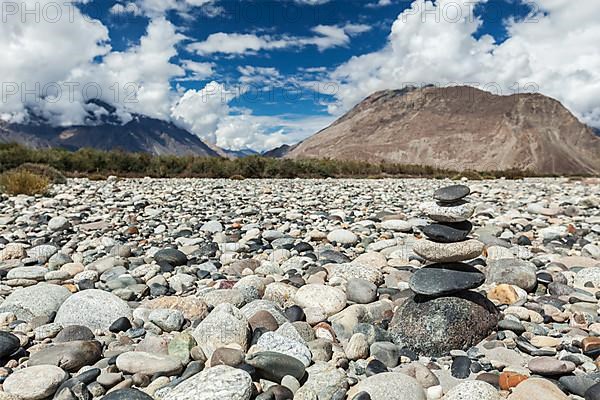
left=0, top=143, right=558, bottom=180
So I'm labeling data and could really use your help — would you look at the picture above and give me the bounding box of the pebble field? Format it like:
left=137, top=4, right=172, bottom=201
left=0, top=177, right=600, bottom=400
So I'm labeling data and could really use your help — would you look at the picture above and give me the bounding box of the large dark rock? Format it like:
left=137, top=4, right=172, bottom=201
left=433, top=185, right=471, bottom=203
left=420, top=222, right=472, bottom=243
left=0, top=331, right=20, bottom=358
left=409, top=263, right=485, bottom=296
left=390, top=291, right=498, bottom=356
left=154, top=248, right=188, bottom=267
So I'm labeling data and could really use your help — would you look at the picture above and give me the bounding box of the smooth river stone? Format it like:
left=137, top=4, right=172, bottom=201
left=528, top=357, right=576, bottom=376
left=55, top=289, right=133, bottom=331
left=0, top=283, right=71, bottom=321
left=422, top=201, right=475, bottom=223
left=354, top=372, right=426, bottom=400
left=116, top=351, right=183, bottom=376
left=3, top=365, right=68, bottom=400
left=420, top=221, right=472, bottom=243
left=413, top=239, right=483, bottom=263
left=409, top=263, right=485, bottom=296
left=162, top=365, right=252, bottom=400
left=390, top=291, right=499, bottom=356
left=434, top=185, right=471, bottom=203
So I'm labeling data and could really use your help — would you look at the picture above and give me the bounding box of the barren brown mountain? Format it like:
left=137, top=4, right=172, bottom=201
left=286, top=86, right=600, bottom=175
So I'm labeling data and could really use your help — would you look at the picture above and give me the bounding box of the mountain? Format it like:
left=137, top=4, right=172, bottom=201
left=0, top=101, right=219, bottom=157
left=222, top=148, right=260, bottom=159
left=262, top=144, right=293, bottom=158
left=286, top=86, right=600, bottom=175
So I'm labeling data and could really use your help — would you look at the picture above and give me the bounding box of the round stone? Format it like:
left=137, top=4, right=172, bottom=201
left=3, top=365, right=68, bottom=400
left=0, top=283, right=71, bottom=321
left=0, top=331, right=20, bottom=358
left=528, top=357, right=576, bottom=376
left=433, top=185, right=471, bottom=203
left=54, top=325, right=95, bottom=342
left=421, top=201, right=475, bottom=223
left=390, top=292, right=498, bottom=356
left=420, top=221, right=472, bottom=243
left=192, top=303, right=249, bottom=359
left=246, top=351, right=306, bottom=382
left=444, top=380, right=502, bottom=400
left=102, top=389, right=154, bottom=400
left=55, top=289, right=133, bottom=331
left=149, top=308, right=184, bottom=332
left=354, top=372, right=426, bottom=400
left=508, top=378, right=569, bottom=399
left=257, top=331, right=312, bottom=366
left=346, top=279, right=378, bottom=304
left=412, top=239, right=484, bottom=263
left=154, top=248, right=188, bottom=266
left=162, top=365, right=252, bottom=400
left=381, top=220, right=413, bottom=232
left=48, top=216, right=70, bottom=231
left=409, top=263, right=485, bottom=296
left=293, top=284, right=346, bottom=318
left=28, top=340, right=103, bottom=372
left=109, top=317, right=132, bottom=333
left=486, top=259, right=538, bottom=292
left=327, top=229, right=358, bottom=245
left=116, top=352, right=183, bottom=376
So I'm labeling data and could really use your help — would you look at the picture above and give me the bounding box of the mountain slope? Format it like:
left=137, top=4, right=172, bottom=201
left=262, top=144, right=293, bottom=158
left=286, top=86, right=600, bottom=175
left=0, top=104, right=219, bottom=157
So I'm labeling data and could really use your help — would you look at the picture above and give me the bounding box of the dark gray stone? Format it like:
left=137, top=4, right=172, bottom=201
left=0, top=331, right=20, bottom=358
left=409, top=263, right=485, bottom=296
left=54, top=325, right=95, bottom=342
left=420, top=222, right=472, bottom=243
left=101, top=389, right=153, bottom=399
left=246, top=351, right=305, bottom=382
left=433, top=185, right=470, bottom=203
left=154, top=249, right=188, bottom=267
left=28, top=340, right=102, bottom=372
left=390, top=292, right=498, bottom=356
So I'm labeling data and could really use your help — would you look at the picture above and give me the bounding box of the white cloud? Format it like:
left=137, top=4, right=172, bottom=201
left=0, top=4, right=185, bottom=126
left=214, top=113, right=335, bottom=151
left=171, top=81, right=232, bottom=144
left=121, top=0, right=220, bottom=18
left=180, top=60, right=216, bottom=80
left=331, top=0, right=600, bottom=127
left=188, top=23, right=372, bottom=55
left=0, top=1, right=110, bottom=124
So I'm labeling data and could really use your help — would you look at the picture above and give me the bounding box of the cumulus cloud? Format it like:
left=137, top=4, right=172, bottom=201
left=214, top=113, right=335, bottom=151
left=331, top=0, right=600, bottom=127
left=0, top=2, right=185, bottom=126
left=170, top=81, right=232, bottom=144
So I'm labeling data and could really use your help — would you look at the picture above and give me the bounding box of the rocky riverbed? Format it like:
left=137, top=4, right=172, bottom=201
left=0, top=177, right=599, bottom=400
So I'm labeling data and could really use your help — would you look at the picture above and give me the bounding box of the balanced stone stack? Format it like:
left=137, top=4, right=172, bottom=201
left=390, top=184, right=498, bottom=356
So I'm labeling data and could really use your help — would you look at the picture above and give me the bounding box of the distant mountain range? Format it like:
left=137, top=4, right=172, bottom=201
left=2, top=89, right=600, bottom=174
left=286, top=86, right=600, bottom=175
left=0, top=100, right=219, bottom=157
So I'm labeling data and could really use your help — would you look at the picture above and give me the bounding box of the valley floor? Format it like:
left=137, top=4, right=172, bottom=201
left=0, top=177, right=599, bottom=399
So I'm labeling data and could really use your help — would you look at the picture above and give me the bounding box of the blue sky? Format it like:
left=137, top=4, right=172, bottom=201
left=1, top=0, right=599, bottom=150
left=90, top=0, right=531, bottom=118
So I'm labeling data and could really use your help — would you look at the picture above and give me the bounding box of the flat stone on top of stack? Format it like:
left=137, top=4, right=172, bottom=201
left=390, top=184, right=498, bottom=356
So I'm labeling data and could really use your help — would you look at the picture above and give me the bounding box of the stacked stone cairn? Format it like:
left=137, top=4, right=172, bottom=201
left=390, top=184, right=499, bottom=356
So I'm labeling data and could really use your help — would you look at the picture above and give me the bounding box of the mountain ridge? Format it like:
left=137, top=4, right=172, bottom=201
left=286, top=86, right=600, bottom=175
